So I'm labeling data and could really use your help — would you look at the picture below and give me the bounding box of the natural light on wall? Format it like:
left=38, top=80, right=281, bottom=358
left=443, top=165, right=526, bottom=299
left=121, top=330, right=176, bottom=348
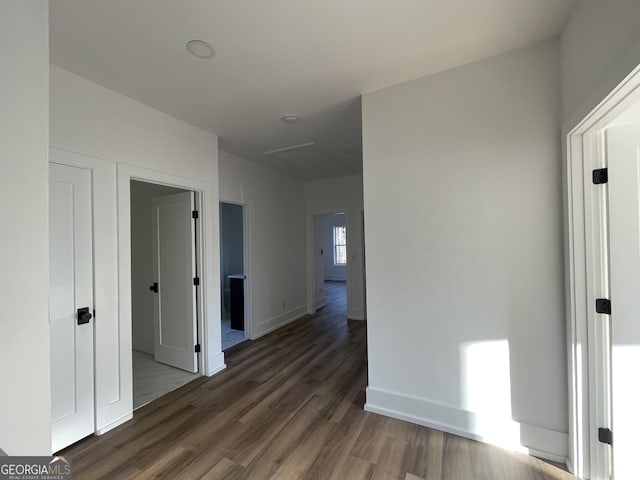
left=612, top=344, right=640, bottom=478
left=460, top=340, right=522, bottom=451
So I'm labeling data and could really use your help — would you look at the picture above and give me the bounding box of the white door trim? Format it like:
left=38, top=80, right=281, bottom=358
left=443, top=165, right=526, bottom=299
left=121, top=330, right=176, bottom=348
left=117, top=163, right=225, bottom=380
left=564, top=64, right=640, bottom=479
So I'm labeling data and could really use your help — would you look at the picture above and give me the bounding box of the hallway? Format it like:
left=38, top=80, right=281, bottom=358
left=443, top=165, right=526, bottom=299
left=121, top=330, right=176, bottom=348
left=322, top=280, right=346, bottom=312
left=61, top=292, right=573, bottom=479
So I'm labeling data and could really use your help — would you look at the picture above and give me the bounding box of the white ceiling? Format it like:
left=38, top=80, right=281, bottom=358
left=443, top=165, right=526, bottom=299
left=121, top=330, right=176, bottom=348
left=50, top=0, right=575, bottom=181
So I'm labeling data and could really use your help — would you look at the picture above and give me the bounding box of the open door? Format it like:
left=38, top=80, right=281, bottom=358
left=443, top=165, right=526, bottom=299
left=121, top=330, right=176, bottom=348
left=313, top=215, right=325, bottom=310
left=151, top=192, right=198, bottom=373
left=606, top=124, right=640, bottom=479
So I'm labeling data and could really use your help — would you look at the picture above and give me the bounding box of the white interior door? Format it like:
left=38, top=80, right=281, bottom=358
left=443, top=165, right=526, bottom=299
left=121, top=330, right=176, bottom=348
left=314, top=215, right=325, bottom=309
left=49, top=163, right=94, bottom=453
left=606, top=124, right=640, bottom=479
left=151, top=192, right=198, bottom=373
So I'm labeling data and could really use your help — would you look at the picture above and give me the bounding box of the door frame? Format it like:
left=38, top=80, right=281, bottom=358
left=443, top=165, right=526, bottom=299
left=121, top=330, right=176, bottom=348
left=118, top=163, right=224, bottom=379
left=218, top=201, right=253, bottom=340
left=305, top=209, right=349, bottom=315
left=565, top=64, right=640, bottom=478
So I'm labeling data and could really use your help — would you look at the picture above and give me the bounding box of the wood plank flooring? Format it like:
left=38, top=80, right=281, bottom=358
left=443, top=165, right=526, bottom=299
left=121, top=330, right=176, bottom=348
left=61, top=282, right=575, bottom=479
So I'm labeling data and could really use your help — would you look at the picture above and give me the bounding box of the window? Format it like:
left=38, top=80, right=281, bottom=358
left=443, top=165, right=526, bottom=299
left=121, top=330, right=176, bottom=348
left=333, top=226, right=347, bottom=265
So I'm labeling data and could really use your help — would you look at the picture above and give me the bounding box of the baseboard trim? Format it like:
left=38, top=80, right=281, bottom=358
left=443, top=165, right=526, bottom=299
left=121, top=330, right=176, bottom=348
left=565, top=458, right=574, bottom=476
left=365, top=387, right=567, bottom=463
left=254, top=305, right=307, bottom=339
left=96, top=412, right=133, bottom=435
left=347, top=314, right=366, bottom=321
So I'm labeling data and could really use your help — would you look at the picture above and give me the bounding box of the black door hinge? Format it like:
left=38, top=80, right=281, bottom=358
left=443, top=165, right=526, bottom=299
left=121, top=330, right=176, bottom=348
left=195, top=344, right=201, bottom=353
left=596, top=298, right=611, bottom=315
left=192, top=210, right=199, bottom=219
left=193, top=277, right=200, bottom=286
left=593, top=168, right=608, bottom=185
left=598, top=427, right=613, bottom=445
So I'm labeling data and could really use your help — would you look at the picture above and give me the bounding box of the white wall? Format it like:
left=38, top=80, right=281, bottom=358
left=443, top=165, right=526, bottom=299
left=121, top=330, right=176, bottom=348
left=362, top=41, right=567, bottom=460
left=131, top=181, right=186, bottom=355
left=50, top=65, right=222, bottom=435
left=561, top=0, right=640, bottom=127
left=218, top=150, right=307, bottom=338
left=0, top=1, right=50, bottom=456
left=219, top=202, right=244, bottom=318
left=305, top=175, right=366, bottom=320
left=319, top=213, right=347, bottom=281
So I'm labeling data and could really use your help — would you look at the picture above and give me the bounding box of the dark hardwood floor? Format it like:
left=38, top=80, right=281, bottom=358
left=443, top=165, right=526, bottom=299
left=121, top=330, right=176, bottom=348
left=62, top=282, right=575, bottom=479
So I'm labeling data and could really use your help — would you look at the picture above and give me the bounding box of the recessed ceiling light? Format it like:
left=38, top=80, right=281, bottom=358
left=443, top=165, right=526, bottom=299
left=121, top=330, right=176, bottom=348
left=281, top=114, right=298, bottom=125
left=186, top=40, right=215, bottom=59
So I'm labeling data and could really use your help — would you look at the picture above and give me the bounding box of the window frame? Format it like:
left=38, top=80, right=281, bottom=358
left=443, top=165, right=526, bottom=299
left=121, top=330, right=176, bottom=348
left=333, top=225, right=347, bottom=266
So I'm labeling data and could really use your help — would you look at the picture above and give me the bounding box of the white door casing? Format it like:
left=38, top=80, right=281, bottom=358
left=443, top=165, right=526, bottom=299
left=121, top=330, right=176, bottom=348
left=565, top=64, right=640, bottom=479
left=151, top=192, right=198, bottom=373
left=49, top=162, right=95, bottom=453
left=606, top=125, right=640, bottom=480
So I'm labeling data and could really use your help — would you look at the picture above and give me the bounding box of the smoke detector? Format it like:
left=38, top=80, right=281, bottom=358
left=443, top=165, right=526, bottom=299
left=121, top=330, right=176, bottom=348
left=281, top=114, right=298, bottom=125
left=186, top=40, right=215, bottom=59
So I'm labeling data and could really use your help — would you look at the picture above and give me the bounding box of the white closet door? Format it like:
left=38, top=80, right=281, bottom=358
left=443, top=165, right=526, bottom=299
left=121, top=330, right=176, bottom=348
left=49, top=162, right=94, bottom=453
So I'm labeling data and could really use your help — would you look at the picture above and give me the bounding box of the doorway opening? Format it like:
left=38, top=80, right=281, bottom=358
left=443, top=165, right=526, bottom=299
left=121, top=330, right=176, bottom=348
left=566, top=64, right=640, bottom=479
left=312, top=212, right=348, bottom=314
left=219, top=202, right=248, bottom=350
left=130, top=179, right=201, bottom=409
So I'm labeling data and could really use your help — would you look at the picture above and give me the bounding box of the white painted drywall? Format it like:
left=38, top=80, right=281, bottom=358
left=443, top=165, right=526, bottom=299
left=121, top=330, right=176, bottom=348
left=0, top=1, right=50, bottom=456
left=561, top=0, right=640, bottom=127
left=50, top=65, right=222, bottom=434
left=219, top=202, right=244, bottom=318
left=305, top=175, right=366, bottom=320
left=131, top=180, right=186, bottom=355
left=362, top=41, right=567, bottom=460
left=319, top=213, right=347, bottom=281
left=218, top=150, right=306, bottom=338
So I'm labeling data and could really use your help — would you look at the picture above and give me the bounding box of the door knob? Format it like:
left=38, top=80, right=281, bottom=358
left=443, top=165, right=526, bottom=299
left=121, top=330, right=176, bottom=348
left=149, top=282, right=158, bottom=293
left=77, top=307, right=92, bottom=325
